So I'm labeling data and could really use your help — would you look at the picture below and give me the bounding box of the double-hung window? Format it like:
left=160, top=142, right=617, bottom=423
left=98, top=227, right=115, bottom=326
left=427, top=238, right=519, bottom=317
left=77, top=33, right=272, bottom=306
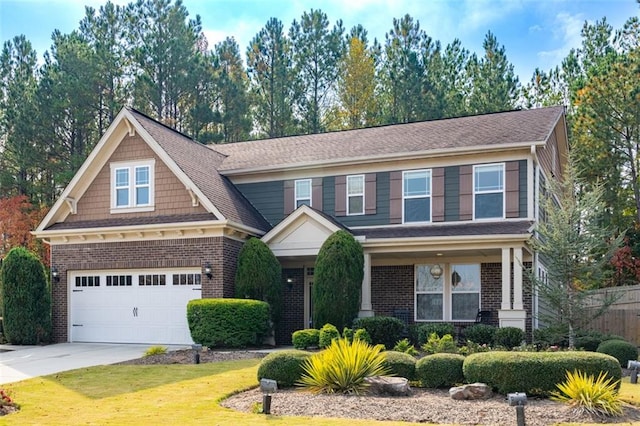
left=347, top=175, right=364, bottom=215
left=295, top=179, right=312, bottom=208
left=415, top=265, right=443, bottom=320
left=474, top=163, right=504, bottom=219
left=110, top=160, right=155, bottom=212
left=403, top=170, right=431, bottom=223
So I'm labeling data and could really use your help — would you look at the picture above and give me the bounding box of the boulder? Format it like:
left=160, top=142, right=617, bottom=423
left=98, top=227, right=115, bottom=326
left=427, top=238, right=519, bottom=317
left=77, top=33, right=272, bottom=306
left=364, top=376, right=411, bottom=396
left=449, top=383, right=493, bottom=400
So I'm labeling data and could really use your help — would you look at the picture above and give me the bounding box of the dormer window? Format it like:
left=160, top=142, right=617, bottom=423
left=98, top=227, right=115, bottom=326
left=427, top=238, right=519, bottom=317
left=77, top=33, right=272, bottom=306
left=110, top=160, right=155, bottom=213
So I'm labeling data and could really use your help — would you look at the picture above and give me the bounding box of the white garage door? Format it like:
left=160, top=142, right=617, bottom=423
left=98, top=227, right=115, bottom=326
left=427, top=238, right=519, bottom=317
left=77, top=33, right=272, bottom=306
left=69, top=268, right=202, bottom=344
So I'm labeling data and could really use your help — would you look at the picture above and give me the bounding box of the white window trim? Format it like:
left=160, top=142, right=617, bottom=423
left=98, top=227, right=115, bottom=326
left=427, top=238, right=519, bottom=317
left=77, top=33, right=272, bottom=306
left=414, top=263, right=481, bottom=322
left=472, top=163, right=505, bottom=220
left=402, top=169, right=432, bottom=224
left=110, top=159, right=155, bottom=214
left=346, top=174, right=365, bottom=216
left=294, top=179, right=312, bottom=209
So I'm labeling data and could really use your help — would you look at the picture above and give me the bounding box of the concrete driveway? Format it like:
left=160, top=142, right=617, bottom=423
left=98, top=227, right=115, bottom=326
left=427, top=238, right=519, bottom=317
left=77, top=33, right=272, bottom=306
left=0, top=343, right=166, bottom=384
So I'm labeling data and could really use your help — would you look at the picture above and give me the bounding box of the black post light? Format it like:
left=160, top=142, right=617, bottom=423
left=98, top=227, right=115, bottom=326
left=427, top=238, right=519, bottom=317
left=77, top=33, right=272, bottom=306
left=259, top=378, right=277, bottom=414
left=629, top=360, right=640, bottom=384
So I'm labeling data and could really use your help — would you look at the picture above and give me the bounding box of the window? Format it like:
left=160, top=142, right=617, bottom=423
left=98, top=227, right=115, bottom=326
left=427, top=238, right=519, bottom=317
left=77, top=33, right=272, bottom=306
left=138, top=274, right=166, bottom=286
left=295, top=179, right=311, bottom=208
left=403, top=170, right=431, bottom=223
left=110, top=160, right=155, bottom=212
left=415, top=265, right=443, bottom=320
left=172, top=273, right=202, bottom=286
left=106, top=275, right=132, bottom=286
left=450, top=264, right=480, bottom=321
left=347, top=175, right=364, bottom=215
left=474, top=164, right=504, bottom=219
left=75, top=276, right=100, bottom=287
left=415, top=263, right=481, bottom=321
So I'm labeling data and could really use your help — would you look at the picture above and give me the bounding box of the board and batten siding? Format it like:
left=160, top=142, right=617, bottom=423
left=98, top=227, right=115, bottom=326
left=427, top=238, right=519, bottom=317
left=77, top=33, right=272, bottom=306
left=444, top=166, right=460, bottom=221
left=519, top=159, right=528, bottom=218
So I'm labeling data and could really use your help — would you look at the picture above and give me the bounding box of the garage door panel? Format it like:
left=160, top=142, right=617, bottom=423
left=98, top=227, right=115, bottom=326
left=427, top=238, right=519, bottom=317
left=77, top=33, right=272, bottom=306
left=70, top=269, right=201, bottom=345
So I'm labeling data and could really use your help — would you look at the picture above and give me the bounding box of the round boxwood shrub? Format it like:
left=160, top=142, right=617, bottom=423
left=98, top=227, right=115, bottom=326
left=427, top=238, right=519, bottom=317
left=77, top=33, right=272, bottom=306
left=416, top=323, right=456, bottom=345
left=318, top=323, right=340, bottom=348
left=415, top=353, right=465, bottom=388
left=463, top=351, right=622, bottom=396
left=292, top=328, right=320, bottom=349
left=352, top=316, right=403, bottom=349
left=493, top=327, right=524, bottom=349
left=383, top=351, right=417, bottom=381
left=597, top=339, right=638, bottom=367
left=463, top=324, right=496, bottom=345
left=257, top=349, right=312, bottom=387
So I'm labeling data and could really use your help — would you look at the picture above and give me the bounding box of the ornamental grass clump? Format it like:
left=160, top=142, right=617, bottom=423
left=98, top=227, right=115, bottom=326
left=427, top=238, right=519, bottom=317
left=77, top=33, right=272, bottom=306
left=551, top=370, right=623, bottom=417
left=297, top=337, right=389, bottom=394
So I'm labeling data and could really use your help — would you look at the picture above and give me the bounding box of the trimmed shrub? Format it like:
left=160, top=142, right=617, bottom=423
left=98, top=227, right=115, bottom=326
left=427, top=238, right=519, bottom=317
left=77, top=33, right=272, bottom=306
left=0, top=247, right=51, bottom=344
left=463, top=351, right=622, bottom=396
left=383, top=351, right=417, bottom=380
left=292, top=329, right=320, bottom=349
left=392, top=338, right=418, bottom=356
left=298, top=338, right=388, bottom=394
left=493, top=327, right=524, bottom=349
left=575, top=331, right=624, bottom=352
left=416, top=323, right=456, bottom=345
left=421, top=333, right=458, bottom=354
left=597, top=339, right=638, bottom=367
left=313, top=230, right=364, bottom=330
left=318, top=323, right=340, bottom=348
left=416, top=353, right=465, bottom=388
left=354, top=328, right=371, bottom=344
left=342, top=327, right=354, bottom=343
left=464, top=324, right=496, bottom=345
left=257, top=349, right=312, bottom=387
left=235, top=238, right=282, bottom=324
left=187, top=298, right=270, bottom=348
left=352, top=316, right=403, bottom=349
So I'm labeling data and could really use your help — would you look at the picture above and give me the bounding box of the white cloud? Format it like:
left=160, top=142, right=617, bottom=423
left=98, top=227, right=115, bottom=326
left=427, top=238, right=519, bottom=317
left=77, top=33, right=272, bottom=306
left=537, top=12, right=585, bottom=66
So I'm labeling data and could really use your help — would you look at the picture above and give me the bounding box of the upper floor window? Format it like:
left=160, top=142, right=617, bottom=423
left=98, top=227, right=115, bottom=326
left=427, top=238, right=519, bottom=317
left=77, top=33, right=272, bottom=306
left=295, top=179, right=311, bottom=208
left=474, top=163, right=504, bottom=219
left=347, top=175, right=364, bottom=215
left=403, top=170, right=431, bottom=223
left=110, top=160, right=155, bottom=213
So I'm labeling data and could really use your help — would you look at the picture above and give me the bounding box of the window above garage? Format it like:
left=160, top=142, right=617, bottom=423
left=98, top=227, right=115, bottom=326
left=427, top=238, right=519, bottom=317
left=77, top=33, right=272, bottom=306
left=110, top=159, right=155, bottom=213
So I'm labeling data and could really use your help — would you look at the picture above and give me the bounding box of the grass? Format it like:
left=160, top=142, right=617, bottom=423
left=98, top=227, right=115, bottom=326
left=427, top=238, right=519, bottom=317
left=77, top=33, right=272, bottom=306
left=1, top=360, right=639, bottom=425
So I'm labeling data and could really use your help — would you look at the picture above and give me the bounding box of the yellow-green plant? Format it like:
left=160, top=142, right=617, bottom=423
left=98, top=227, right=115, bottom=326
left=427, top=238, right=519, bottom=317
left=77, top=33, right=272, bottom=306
left=392, top=338, right=418, bottom=356
left=144, top=345, right=168, bottom=357
left=297, top=337, right=389, bottom=394
left=421, top=333, right=458, bottom=354
left=551, top=370, right=623, bottom=417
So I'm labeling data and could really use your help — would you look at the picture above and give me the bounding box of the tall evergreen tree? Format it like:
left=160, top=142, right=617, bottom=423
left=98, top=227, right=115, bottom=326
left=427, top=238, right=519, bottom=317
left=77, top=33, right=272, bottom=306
left=289, top=9, right=344, bottom=134
left=246, top=17, right=295, bottom=138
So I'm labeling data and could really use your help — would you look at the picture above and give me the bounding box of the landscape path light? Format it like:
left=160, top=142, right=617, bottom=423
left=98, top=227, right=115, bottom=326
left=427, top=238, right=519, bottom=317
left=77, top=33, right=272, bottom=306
left=259, top=378, right=278, bottom=414
left=507, top=392, right=527, bottom=426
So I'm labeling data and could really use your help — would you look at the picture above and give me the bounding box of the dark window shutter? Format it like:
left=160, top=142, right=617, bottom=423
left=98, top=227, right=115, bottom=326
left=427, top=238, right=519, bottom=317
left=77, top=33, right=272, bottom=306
left=312, top=178, right=323, bottom=211
left=389, top=171, right=403, bottom=224
left=432, top=168, right=445, bottom=222
left=506, top=161, right=519, bottom=218
left=365, top=173, right=377, bottom=215
left=284, top=180, right=294, bottom=215
left=459, top=165, right=472, bottom=220
left=335, top=176, right=346, bottom=216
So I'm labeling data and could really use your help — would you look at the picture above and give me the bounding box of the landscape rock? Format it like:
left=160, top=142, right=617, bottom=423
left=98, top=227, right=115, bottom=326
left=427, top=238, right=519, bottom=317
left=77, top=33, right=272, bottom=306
left=449, top=383, right=493, bottom=400
left=364, top=376, right=411, bottom=396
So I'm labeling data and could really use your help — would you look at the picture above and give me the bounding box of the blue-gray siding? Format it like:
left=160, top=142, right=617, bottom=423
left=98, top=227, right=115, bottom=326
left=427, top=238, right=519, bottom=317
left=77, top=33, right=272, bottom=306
left=235, top=181, right=284, bottom=226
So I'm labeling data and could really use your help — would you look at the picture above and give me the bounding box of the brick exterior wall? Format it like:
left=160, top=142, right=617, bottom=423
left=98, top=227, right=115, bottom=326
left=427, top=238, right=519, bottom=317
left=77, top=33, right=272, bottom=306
left=277, top=268, right=305, bottom=345
left=50, top=236, right=239, bottom=343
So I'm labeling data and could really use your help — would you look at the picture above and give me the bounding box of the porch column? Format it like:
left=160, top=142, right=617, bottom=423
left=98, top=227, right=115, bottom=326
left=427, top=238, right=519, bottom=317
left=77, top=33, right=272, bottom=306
left=359, top=253, right=374, bottom=317
left=513, top=247, right=524, bottom=310
left=501, top=248, right=511, bottom=310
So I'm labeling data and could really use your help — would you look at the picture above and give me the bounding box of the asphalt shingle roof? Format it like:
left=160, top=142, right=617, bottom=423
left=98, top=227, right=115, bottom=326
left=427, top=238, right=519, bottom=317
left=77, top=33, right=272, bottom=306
left=128, top=109, right=270, bottom=232
left=213, top=106, right=565, bottom=172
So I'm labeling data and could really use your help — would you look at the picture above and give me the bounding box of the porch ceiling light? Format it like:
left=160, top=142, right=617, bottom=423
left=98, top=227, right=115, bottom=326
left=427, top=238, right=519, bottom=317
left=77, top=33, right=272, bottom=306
left=429, top=264, right=443, bottom=280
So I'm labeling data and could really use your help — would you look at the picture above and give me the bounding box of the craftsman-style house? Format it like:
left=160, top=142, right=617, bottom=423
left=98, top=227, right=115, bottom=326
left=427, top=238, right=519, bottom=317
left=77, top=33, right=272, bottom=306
left=35, top=106, right=568, bottom=345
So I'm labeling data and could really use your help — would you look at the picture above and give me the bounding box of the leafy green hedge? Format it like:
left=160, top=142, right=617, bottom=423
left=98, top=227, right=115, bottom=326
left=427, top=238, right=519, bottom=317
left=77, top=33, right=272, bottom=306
left=319, top=323, right=340, bottom=348
left=352, top=316, right=403, bottom=349
left=597, top=339, right=638, bottom=367
left=257, top=350, right=312, bottom=387
left=463, top=351, right=622, bottom=396
left=463, top=324, right=496, bottom=345
left=416, top=323, right=456, bottom=345
left=416, top=353, right=465, bottom=388
left=383, top=351, right=416, bottom=381
left=187, top=298, right=270, bottom=348
left=292, top=328, right=320, bottom=349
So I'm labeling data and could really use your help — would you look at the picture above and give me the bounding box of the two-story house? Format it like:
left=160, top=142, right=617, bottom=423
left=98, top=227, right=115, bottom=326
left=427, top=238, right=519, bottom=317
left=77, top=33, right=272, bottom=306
left=35, top=106, right=567, bottom=345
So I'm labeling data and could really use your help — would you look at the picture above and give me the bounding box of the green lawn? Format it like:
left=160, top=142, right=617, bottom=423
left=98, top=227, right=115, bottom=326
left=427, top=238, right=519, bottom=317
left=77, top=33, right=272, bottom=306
left=1, top=360, right=639, bottom=425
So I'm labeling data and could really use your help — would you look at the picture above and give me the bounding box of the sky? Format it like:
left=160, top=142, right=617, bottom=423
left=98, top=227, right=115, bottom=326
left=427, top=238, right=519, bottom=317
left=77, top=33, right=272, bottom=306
left=1, top=0, right=638, bottom=84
